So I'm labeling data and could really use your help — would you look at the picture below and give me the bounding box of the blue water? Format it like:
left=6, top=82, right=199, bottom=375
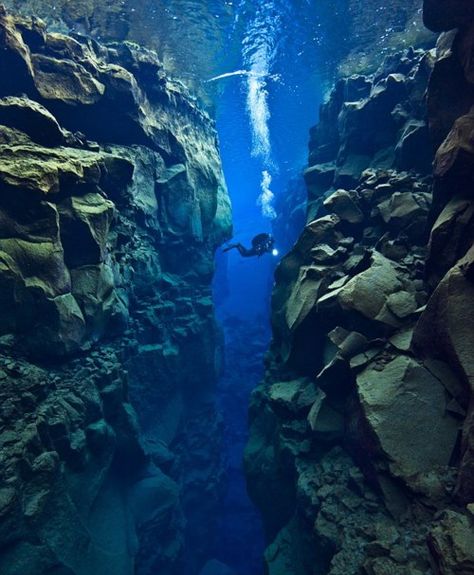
left=213, top=0, right=323, bottom=322
left=205, top=4, right=323, bottom=573
left=135, top=3, right=326, bottom=572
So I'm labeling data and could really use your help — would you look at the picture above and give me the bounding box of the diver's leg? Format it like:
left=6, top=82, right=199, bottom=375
left=224, top=243, right=253, bottom=257
left=237, top=245, right=254, bottom=257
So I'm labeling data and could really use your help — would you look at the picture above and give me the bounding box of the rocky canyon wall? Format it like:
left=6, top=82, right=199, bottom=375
left=0, top=0, right=435, bottom=95
left=245, top=1, right=474, bottom=574
left=0, top=8, right=231, bottom=575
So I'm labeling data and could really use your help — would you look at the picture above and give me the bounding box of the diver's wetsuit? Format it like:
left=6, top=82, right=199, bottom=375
left=224, top=243, right=257, bottom=257
left=223, top=233, right=275, bottom=257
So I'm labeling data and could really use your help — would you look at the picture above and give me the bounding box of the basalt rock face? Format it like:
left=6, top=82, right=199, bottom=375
left=246, top=36, right=474, bottom=575
left=420, top=0, right=474, bottom=555
left=336, top=0, right=436, bottom=78
left=1, top=0, right=435, bottom=97
left=0, top=8, right=231, bottom=575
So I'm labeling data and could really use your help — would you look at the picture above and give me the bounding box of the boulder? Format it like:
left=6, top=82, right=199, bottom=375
left=414, top=260, right=474, bottom=392
left=378, top=238, right=409, bottom=261
left=427, top=195, right=474, bottom=284
left=388, top=328, right=414, bottom=352
left=356, top=355, right=459, bottom=489
left=428, top=511, right=474, bottom=574
left=334, top=154, right=372, bottom=188
left=156, top=163, right=203, bottom=240
left=344, top=74, right=372, bottom=100
left=414, top=250, right=474, bottom=502
left=268, top=378, right=318, bottom=418
left=378, top=191, right=431, bottom=241
left=296, top=215, right=341, bottom=255
left=386, top=290, right=418, bottom=319
left=316, top=353, right=355, bottom=396
left=0, top=9, right=35, bottom=97
left=395, top=120, right=434, bottom=174
left=434, top=110, right=474, bottom=190
left=31, top=53, right=105, bottom=105
left=350, top=348, right=381, bottom=371
left=0, top=145, right=104, bottom=197
left=43, top=32, right=95, bottom=62
left=24, top=293, right=86, bottom=357
left=0, top=200, right=71, bottom=333
left=58, top=193, right=115, bottom=267
left=311, top=244, right=343, bottom=264
left=285, top=267, right=322, bottom=332
left=332, top=251, right=403, bottom=328
left=328, top=327, right=368, bottom=358
left=304, top=163, right=335, bottom=198
left=427, top=32, right=474, bottom=151
left=0, top=97, right=65, bottom=146
left=70, top=264, right=124, bottom=338
left=338, top=74, right=406, bottom=162
left=323, top=189, right=364, bottom=224
left=307, top=391, right=344, bottom=442
left=395, top=121, right=431, bottom=174
left=0, top=235, right=70, bottom=297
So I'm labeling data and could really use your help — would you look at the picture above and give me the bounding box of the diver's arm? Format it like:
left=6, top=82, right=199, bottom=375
left=223, top=243, right=238, bottom=253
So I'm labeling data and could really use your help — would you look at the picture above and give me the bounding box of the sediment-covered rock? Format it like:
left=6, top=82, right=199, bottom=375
left=0, top=9, right=231, bottom=575
left=246, top=23, right=474, bottom=574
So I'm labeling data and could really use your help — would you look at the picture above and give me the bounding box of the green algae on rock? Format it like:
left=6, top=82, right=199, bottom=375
left=0, top=8, right=231, bottom=575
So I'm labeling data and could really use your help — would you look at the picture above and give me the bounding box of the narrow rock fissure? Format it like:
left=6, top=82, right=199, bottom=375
left=0, top=2, right=474, bottom=575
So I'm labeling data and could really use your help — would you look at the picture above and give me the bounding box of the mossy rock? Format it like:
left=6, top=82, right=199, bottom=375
left=58, top=193, right=115, bottom=267
left=0, top=145, right=104, bottom=196
left=0, top=96, right=65, bottom=146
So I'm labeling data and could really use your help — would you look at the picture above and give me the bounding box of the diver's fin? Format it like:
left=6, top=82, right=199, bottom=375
left=223, top=244, right=236, bottom=253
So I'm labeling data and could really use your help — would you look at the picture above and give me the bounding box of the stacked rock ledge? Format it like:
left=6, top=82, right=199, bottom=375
left=246, top=7, right=474, bottom=575
left=0, top=8, right=232, bottom=575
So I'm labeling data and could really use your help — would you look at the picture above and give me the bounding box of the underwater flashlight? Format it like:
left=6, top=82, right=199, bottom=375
left=272, top=249, right=279, bottom=257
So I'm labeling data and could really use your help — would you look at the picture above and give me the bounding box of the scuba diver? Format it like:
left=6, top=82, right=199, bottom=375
left=223, top=233, right=278, bottom=258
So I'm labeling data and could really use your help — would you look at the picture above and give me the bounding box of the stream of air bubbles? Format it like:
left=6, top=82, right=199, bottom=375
left=208, top=1, right=281, bottom=219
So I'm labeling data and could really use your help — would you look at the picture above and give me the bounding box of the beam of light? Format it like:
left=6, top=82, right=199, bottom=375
left=207, top=69, right=263, bottom=82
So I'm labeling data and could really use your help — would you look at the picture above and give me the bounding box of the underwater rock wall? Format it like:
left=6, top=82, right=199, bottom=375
left=0, top=8, right=231, bottom=575
left=246, top=9, right=474, bottom=574
left=2, top=0, right=132, bottom=40
left=1, top=0, right=434, bottom=93
left=336, top=0, right=435, bottom=77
